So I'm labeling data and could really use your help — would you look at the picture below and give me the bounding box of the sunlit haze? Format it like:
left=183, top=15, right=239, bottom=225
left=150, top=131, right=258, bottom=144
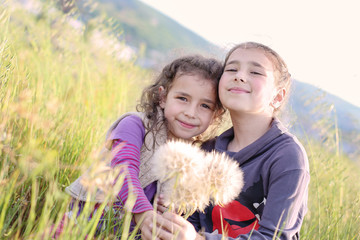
left=140, top=0, right=360, bottom=107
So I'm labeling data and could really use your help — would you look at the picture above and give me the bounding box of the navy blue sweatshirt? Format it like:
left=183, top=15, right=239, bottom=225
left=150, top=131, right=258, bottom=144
left=189, top=118, right=310, bottom=240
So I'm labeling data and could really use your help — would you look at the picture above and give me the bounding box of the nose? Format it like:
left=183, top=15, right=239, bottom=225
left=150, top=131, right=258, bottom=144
left=184, top=104, right=197, bottom=118
left=235, top=72, right=246, bottom=82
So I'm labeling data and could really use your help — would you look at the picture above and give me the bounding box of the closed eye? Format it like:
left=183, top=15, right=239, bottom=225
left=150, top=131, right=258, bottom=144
left=225, top=68, right=237, bottom=72
left=251, top=71, right=263, bottom=75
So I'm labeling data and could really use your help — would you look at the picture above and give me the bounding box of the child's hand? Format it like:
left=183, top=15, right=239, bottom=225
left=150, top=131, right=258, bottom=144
left=134, top=210, right=160, bottom=240
left=155, top=193, right=170, bottom=214
left=155, top=194, right=168, bottom=214
left=151, top=211, right=203, bottom=240
left=156, top=194, right=183, bottom=215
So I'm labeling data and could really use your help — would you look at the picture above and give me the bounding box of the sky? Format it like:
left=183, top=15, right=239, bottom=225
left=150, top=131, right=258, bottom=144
left=140, top=0, right=360, bottom=108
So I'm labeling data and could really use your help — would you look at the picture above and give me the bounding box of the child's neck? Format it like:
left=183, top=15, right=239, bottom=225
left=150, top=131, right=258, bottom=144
left=227, top=112, right=273, bottom=152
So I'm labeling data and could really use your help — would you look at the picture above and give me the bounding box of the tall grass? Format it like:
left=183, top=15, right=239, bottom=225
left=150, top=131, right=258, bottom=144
left=1, top=1, right=359, bottom=239
left=1, top=2, right=149, bottom=238
left=300, top=140, right=360, bottom=239
left=296, top=94, right=360, bottom=239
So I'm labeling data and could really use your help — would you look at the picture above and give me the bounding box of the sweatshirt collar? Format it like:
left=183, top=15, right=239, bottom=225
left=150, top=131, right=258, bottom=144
left=215, top=118, right=288, bottom=164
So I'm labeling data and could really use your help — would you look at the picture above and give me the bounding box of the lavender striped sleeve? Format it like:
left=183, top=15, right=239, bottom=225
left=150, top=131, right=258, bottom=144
left=109, top=115, right=153, bottom=213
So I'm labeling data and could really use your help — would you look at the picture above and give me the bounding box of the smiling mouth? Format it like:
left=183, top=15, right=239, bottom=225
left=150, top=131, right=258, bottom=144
left=178, top=120, right=196, bottom=129
left=229, top=87, right=250, bottom=93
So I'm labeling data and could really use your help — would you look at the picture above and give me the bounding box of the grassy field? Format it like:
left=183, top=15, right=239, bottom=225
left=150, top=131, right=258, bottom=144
left=1, top=2, right=359, bottom=239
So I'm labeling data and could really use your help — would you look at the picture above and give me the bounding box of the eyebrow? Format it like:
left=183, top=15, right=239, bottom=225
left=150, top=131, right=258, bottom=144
left=175, top=91, right=216, bottom=105
left=226, top=60, right=265, bottom=69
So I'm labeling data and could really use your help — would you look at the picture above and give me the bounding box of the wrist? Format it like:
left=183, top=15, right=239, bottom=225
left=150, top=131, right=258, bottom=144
left=134, top=211, right=146, bottom=224
left=134, top=210, right=153, bottom=224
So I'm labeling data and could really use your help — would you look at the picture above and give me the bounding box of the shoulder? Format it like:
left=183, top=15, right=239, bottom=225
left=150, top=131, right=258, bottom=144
left=108, top=113, right=146, bottom=144
left=270, top=119, right=308, bottom=164
left=271, top=132, right=309, bottom=172
left=121, top=114, right=144, bottom=124
left=114, top=114, right=144, bottom=130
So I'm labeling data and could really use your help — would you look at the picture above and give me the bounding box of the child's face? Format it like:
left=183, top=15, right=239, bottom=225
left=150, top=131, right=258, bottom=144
left=159, top=74, right=217, bottom=141
left=219, top=47, right=281, bottom=116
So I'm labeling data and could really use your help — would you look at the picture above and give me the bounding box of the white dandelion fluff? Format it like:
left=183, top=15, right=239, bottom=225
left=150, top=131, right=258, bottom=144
left=205, top=151, right=244, bottom=206
left=152, top=141, right=210, bottom=214
left=152, top=140, right=244, bottom=215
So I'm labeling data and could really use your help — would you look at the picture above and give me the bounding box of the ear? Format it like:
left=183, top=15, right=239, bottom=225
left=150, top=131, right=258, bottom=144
left=159, top=86, right=166, bottom=108
left=271, top=88, right=286, bottom=110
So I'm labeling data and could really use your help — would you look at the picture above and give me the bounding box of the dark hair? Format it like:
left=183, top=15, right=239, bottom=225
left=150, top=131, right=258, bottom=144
left=225, top=42, right=291, bottom=113
left=136, top=55, right=225, bottom=146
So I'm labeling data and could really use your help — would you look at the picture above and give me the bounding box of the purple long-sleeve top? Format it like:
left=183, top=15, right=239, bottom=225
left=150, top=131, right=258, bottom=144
left=108, top=115, right=157, bottom=213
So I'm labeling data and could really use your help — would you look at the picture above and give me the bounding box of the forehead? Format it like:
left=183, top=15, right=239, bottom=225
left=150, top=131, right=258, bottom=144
left=173, top=73, right=216, bottom=88
left=227, top=48, right=275, bottom=69
left=170, top=74, right=217, bottom=100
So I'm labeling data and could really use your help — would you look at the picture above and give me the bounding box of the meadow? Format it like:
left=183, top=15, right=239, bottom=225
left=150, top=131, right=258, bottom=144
left=1, top=2, right=359, bottom=239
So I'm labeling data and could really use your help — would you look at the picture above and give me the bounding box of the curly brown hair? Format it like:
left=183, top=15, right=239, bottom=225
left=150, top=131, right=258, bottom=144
left=136, top=55, right=225, bottom=147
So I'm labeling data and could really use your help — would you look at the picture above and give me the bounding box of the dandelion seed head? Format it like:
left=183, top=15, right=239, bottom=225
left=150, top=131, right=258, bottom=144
left=152, top=140, right=244, bottom=214
left=152, top=140, right=211, bottom=213
left=206, top=151, right=244, bottom=206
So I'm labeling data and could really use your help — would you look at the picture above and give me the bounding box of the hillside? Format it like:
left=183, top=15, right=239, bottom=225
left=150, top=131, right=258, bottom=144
left=288, top=81, right=360, bottom=159
left=74, top=0, right=224, bottom=67
left=13, top=0, right=360, bottom=161
left=77, top=0, right=360, bottom=161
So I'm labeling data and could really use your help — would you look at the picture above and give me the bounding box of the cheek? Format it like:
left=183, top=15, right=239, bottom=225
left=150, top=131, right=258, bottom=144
left=253, top=80, right=270, bottom=95
left=198, top=107, right=215, bottom=122
left=218, top=81, right=227, bottom=100
left=258, top=84, right=276, bottom=104
left=206, top=111, right=215, bottom=122
left=218, top=77, right=226, bottom=90
left=251, top=79, right=263, bottom=92
left=163, top=107, right=171, bottom=120
left=201, top=113, right=215, bottom=129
